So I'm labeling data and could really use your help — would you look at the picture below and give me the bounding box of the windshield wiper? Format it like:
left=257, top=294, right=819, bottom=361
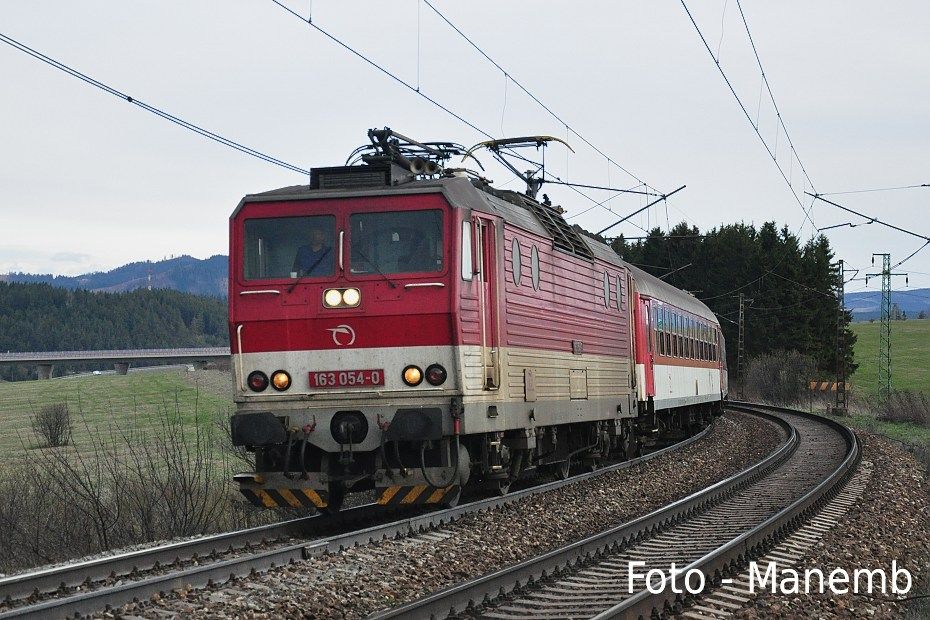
left=286, top=248, right=332, bottom=293
left=352, top=246, right=398, bottom=289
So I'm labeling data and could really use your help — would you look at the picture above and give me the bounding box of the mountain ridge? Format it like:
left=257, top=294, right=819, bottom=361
left=1, top=255, right=228, bottom=298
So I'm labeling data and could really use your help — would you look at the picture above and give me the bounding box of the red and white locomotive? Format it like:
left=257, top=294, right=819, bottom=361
left=228, top=129, right=727, bottom=511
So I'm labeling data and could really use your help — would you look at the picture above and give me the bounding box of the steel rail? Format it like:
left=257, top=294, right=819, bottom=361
left=369, top=407, right=798, bottom=619
left=597, top=402, right=859, bottom=619
left=0, top=418, right=715, bottom=619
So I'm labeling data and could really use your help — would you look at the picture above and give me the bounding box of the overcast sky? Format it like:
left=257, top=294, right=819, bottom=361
left=1, top=1, right=928, bottom=295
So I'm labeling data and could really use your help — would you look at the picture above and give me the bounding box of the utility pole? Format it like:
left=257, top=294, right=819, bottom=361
left=833, top=261, right=848, bottom=414
left=866, top=253, right=908, bottom=403
left=737, top=293, right=753, bottom=400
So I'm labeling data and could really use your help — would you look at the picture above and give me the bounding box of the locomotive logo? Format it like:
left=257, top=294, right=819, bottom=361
left=327, top=324, right=356, bottom=346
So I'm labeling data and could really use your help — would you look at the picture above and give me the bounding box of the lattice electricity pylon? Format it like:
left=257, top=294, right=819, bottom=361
left=866, top=253, right=908, bottom=403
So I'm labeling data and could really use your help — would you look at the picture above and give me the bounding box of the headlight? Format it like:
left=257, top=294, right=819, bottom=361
left=247, top=370, right=269, bottom=392
left=425, top=364, right=447, bottom=386
left=402, top=365, right=423, bottom=386
left=341, top=288, right=361, bottom=307
left=271, top=370, right=291, bottom=391
left=323, top=288, right=361, bottom=308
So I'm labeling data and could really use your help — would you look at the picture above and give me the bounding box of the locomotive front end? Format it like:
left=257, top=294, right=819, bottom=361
left=229, top=185, right=466, bottom=511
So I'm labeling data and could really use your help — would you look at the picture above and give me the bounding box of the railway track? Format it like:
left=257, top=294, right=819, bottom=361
left=372, top=403, right=858, bottom=619
left=0, top=418, right=714, bottom=619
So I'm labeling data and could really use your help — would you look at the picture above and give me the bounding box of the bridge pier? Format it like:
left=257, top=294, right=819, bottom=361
left=114, top=362, right=130, bottom=375
left=37, top=364, right=53, bottom=380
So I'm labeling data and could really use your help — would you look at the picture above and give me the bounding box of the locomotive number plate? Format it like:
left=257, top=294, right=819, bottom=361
left=309, top=369, right=385, bottom=388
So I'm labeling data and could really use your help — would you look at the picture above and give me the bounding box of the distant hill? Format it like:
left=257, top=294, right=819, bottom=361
left=845, top=288, right=930, bottom=321
left=1, top=255, right=228, bottom=298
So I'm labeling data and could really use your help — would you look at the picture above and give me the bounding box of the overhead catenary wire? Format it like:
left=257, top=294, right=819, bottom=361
left=806, top=193, right=930, bottom=244
left=817, top=183, right=930, bottom=196
left=269, top=0, right=494, bottom=141
left=679, top=0, right=817, bottom=232
left=734, top=0, right=817, bottom=196
left=0, top=31, right=311, bottom=175
left=421, top=0, right=652, bottom=189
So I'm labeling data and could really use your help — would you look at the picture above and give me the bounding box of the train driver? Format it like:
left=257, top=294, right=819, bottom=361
left=292, top=226, right=333, bottom=277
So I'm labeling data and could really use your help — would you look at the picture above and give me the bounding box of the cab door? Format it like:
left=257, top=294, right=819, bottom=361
left=474, top=216, right=500, bottom=389
left=634, top=293, right=656, bottom=399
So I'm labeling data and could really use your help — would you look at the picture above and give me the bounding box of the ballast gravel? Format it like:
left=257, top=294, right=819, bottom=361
left=107, top=413, right=783, bottom=619
left=733, top=431, right=930, bottom=620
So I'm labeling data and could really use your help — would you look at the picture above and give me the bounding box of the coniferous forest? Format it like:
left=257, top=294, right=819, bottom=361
left=0, top=283, right=228, bottom=380
left=608, top=220, right=856, bottom=376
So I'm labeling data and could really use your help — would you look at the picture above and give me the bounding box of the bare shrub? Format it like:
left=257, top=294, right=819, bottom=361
left=744, top=350, right=816, bottom=406
left=0, top=393, right=278, bottom=573
left=871, top=390, right=930, bottom=426
left=32, top=402, right=71, bottom=447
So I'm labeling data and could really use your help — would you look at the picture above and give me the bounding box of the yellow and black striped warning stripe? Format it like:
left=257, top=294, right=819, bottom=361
left=240, top=487, right=327, bottom=509
left=809, top=381, right=846, bottom=392
left=377, top=484, right=459, bottom=506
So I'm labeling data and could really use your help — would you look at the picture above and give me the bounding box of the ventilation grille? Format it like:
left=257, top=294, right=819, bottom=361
left=310, top=165, right=392, bottom=190
left=524, top=200, right=594, bottom=260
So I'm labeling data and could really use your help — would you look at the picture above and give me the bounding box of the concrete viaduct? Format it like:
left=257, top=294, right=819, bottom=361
left=0, top=348, right=231, bottom=379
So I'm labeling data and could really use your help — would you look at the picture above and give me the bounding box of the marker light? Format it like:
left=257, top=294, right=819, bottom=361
left=402, top=365, right=423, bottom=386
left=425, top=364, right=447, bottom=386
left=271, top=370, right=291, bottom=391
left=247, top=370, right=269, bottom=392
left=324, top=289, right=343, bottom=307
left=341, top=288, right=361, bottom=307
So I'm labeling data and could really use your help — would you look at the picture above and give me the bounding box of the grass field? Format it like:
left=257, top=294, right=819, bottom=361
left=850, top=318, right=930, bottom=397
left=0, top=368, right=234, bottom=459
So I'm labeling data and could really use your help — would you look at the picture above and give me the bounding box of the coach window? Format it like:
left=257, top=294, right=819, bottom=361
left=688, top=318, right=696, bottom=359
left=603, top=272, right=610, bottom=308
left=512, top=237, right=522, bottom=286
left=672, top=313, right=679, bottom=357
left=683, top=316, right=688, bottom=357
left=684, top=317, right=690, bottom=358
left=668, top=312, right=674, bottom=357
left=686, top=317, right=691, bottom=358
left=665, top=309, right=672, bottom=356
left=531, top=245, right=540, bottom=290
left=461, top=221, right=473, bottom=280
left=700, top=323, right=706, bottom=360
left=678, top=315, right=684, bottom=358
left=655, top=306, right=664, bottom=355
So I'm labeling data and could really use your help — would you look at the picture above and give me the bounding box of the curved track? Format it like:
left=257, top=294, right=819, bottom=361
left=0, top=420, right=713, bottom=620
left=371, top=404, right=858, bottom=619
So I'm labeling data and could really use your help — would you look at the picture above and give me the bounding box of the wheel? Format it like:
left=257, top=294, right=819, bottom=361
left=555, top=459, right=571, bottom=480
left=322, top=482, right=346, bottom=514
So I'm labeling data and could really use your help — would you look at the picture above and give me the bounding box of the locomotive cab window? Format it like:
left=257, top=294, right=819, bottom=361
left=350, top=209, right=443, bottom=275
left=243, top=215, right=335, bottom=280
left=461, top=221, right=473, bottom=281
